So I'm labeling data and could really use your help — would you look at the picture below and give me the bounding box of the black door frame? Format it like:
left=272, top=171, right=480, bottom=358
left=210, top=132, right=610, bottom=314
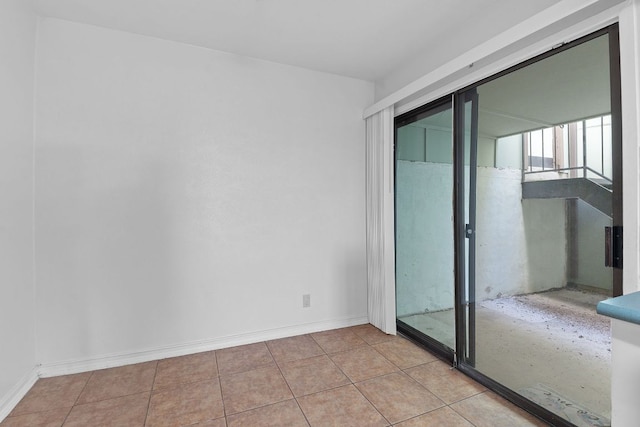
left=453, top=88, right=479, bottom=367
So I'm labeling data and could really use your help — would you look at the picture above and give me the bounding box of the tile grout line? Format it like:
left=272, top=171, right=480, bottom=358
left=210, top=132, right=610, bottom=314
left=353, top=328, right=463, bottom=426
left=213, top=349, right=230, bottom=427
left=141, top=362, right=159, bottom=426
left=336, top=332, right=392, bottom=426
left=219, top=342, right=295, bottom=422
left=447, top=395, right=482, bottom=427
left=271, top=331, right=391, bottom=425
left=401, top=361, right=481, bottom=424
left=357, top=331, right=399, bottom=427
left=59, top=371, right=94, bottom=426
left=70, top=365, right=159, bottom=404
left=264, top=338, right=312, bottom=427
left=354, top=338, right=436, bottom=426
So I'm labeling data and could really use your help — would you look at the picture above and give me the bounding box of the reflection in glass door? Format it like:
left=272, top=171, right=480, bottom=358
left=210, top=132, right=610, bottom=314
left=395, top=99, right=455, bottom=354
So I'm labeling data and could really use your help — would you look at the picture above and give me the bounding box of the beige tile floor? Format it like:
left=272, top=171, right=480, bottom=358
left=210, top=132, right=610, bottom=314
left=1, top=325, right=549, bottom=427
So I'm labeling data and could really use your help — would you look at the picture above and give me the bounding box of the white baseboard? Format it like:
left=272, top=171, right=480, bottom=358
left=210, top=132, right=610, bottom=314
left=38, top=316, right=369, bottom=378
left=0, top=367, right=39, bottom=422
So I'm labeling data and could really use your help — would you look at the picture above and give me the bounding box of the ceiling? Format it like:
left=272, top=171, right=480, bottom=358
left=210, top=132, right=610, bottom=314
left=34, top=0, right=562, bottom=82
left=477, top=33, right=610, bottom=139
left=407, top=32, right=611, bottom=140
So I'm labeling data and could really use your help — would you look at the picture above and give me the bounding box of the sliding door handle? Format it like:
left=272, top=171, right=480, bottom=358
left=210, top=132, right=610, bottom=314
left=465, top=224, right=474, bottom=239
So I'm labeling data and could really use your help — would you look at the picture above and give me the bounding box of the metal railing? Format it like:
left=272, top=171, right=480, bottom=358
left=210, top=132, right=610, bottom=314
left=523, top=166, right=612, bottom=186
left=521, top=116, right=612, bottom=186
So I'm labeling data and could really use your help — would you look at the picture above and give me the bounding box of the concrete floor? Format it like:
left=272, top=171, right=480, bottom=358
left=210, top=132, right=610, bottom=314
left=399, top=288, right=611, bottom=427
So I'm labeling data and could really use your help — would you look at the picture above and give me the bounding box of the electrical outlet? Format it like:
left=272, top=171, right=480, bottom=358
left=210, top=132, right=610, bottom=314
left=303, top=294, right=311, bottom=308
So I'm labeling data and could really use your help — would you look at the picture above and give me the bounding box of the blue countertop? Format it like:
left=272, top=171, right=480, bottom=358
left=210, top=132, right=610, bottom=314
left=597, top=291, right=640, bottom=325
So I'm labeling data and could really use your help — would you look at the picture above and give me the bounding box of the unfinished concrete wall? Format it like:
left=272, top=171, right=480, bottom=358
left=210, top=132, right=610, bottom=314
left=396, top=161, right=455, bottom=316
left=475, top=167, right=567, bottom=301
left=568, top=199, right=612, bottom=292
left=396, top=162, right=568, bottom=317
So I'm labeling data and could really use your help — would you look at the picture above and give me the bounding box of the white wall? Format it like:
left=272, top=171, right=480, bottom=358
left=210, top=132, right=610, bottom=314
left=0, top=0, right=37, bottom=415
left=34, top=18, right=373, bottom=367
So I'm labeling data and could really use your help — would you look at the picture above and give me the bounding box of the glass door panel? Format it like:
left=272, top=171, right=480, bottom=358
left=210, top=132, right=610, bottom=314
left=460, top=31, right=619, bottom=426
left=395, top=99, right=455, bottom=352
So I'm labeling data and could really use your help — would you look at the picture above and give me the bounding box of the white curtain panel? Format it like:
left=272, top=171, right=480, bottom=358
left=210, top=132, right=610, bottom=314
left=365, top=106, right=396, bottom=335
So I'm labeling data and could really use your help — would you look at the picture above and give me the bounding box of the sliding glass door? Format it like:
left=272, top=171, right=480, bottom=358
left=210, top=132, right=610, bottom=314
left=396, top=24, right=622, bottom=427
left=395, top=98, right=455, bottom=356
